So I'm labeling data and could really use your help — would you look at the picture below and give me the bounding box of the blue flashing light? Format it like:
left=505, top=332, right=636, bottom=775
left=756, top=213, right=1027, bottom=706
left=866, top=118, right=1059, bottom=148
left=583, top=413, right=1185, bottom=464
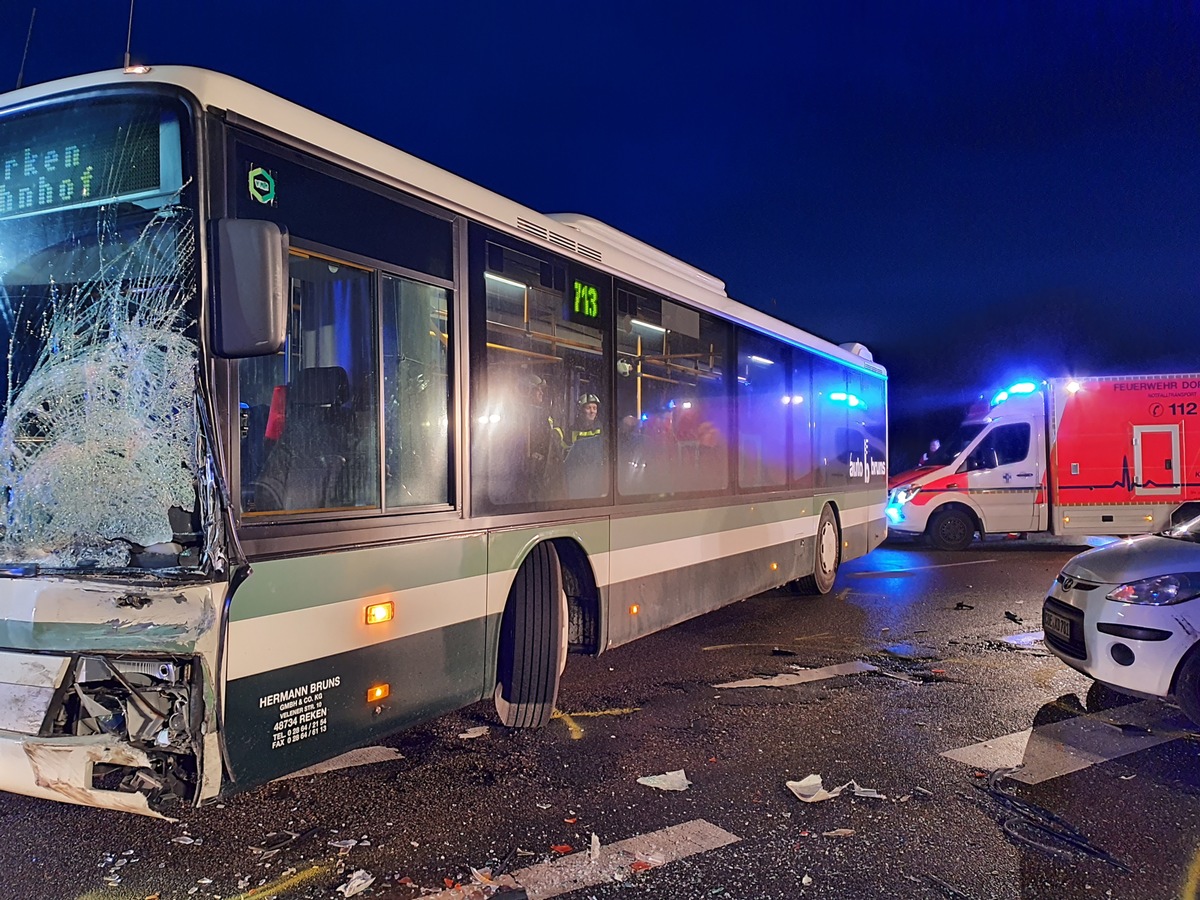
left=830, top=392, right=847, bottom=401
left=640, top=413, right=649, bottom=422
left=991, top=380, right=1039, bottom=408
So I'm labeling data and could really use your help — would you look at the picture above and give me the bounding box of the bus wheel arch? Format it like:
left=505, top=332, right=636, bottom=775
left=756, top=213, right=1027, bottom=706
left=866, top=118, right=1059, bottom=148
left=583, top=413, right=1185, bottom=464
left=791, top=503, right=841, bottom=595
left=549, top=537, right=602, bottom=656
left=926, top=503, right=979, bottom=551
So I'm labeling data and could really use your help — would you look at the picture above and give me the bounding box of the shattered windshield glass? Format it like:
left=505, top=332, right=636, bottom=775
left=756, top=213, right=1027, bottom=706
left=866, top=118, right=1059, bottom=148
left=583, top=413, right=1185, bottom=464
left=0, top=94, right=202, bottom=572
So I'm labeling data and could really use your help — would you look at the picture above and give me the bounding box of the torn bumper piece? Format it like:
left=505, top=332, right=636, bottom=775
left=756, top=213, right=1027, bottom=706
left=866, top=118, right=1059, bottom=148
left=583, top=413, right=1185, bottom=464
left=2, top=732, right=165, bottom=817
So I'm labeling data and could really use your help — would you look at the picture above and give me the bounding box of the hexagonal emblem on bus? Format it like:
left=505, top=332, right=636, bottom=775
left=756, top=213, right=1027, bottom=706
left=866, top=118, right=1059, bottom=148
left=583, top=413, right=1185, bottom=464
left=248, top=166, right=276, bottom=204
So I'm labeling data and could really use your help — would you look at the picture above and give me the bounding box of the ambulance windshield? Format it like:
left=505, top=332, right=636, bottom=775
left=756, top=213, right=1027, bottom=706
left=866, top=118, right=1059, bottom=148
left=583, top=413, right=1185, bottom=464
left=924, top=424, right=985, bottom=468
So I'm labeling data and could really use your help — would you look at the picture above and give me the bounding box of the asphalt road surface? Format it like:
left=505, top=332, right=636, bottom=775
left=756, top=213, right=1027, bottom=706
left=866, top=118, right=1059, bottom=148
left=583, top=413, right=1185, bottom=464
left=9, top=538, right=1200, bottom=900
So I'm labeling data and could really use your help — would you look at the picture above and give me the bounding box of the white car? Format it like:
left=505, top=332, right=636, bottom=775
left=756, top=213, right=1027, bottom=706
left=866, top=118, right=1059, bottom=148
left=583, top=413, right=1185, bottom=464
left=1043, top=516, right=1200, bottom=725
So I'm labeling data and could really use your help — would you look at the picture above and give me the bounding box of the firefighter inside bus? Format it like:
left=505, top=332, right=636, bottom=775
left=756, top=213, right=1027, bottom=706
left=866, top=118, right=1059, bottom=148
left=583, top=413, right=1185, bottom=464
left=502, top=372, right=565, bottom=503
left=565, top=393, right=606, bottom=499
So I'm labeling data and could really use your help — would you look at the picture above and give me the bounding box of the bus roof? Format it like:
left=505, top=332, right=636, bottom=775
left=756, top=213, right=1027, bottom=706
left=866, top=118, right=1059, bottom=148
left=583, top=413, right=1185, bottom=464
left=0, top=66, right=885, bottom=378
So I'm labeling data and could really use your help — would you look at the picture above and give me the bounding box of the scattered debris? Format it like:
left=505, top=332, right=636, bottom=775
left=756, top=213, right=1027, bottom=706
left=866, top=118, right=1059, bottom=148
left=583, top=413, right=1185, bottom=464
left=802, top=874, right=813, bottom=886
left=914, top=786, right=934, bottom=798
left=974, top=768, right=1130, bottom=872
left=329, top=839, right=359, bottom=853
left=459, top=726, right=490, bottom=740
left=876, top=669, right=922, bottom=684
left=1004, top=611, right=1023, bottom=624
left=882, top=643, right=940, bottom=661
left=771, top=647, right=798, bottom=657
left=786, top=774, right=887, bottom=803
left=337, top=869, right=375, bottom=897
left=925, top=873, right=976, bottom=898
left=637, top=769, right=692, bottom=791
left=715, top=661, right=876, bottom=688
left=171, top=835, right=197, bottom=845
left=551, top=844, right=574, bottom=854
left=953, top=602, right=974, bottom=611
left=821, top=828, right=855, bottom=837
left=590, top=833, right=601, bottom=862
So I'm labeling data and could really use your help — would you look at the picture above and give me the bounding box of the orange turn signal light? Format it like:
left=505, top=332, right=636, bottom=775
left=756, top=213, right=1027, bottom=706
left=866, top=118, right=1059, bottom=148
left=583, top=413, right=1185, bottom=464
left=366, top=601, right=395, bottom=625
left=629, top=604, right=640, bottom=615
left=367, top=684, right=390, bottom=703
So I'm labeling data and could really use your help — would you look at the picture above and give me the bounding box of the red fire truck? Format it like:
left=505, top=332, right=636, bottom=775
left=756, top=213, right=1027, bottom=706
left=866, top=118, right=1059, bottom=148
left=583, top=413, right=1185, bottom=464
left=887, top=375, right=1200, bottom=549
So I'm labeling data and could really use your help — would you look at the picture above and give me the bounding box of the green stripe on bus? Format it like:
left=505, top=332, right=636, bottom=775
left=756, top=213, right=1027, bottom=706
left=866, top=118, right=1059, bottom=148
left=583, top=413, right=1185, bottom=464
left=485, top=519, right=610, bottom=573
left=230, top=534, right=488, bottom=621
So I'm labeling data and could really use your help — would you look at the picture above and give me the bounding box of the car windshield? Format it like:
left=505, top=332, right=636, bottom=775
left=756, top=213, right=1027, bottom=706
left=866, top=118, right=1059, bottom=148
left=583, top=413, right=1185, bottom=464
left=0, top=94, right=202, bottom=572
left=922, top=423, right=985, bottom=468
left=1164, top=515, right=1200, bottom=543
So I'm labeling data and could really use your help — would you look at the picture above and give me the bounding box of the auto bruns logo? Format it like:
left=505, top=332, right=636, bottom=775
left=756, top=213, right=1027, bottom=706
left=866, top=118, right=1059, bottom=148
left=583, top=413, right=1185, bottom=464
left=848, top=438, right=887, bottom=484
left=248, top=166, right=277, bottom=205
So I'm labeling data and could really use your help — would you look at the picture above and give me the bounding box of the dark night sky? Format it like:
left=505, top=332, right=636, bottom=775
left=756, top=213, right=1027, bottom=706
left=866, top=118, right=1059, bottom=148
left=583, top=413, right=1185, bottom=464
left=5, top=1, right=1199, bottom=461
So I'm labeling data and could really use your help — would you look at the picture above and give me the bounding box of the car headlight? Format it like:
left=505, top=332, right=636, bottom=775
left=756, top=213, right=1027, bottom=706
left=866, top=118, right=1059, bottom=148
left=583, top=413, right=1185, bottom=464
left=1106, top=573, right=1200, bottom=605
left=890, top=484, right=921, bottom=505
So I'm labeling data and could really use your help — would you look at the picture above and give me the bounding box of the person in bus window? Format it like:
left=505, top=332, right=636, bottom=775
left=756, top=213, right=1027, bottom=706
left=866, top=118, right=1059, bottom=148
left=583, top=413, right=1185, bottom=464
left=520, top=373, right=565, bottom=501
left=565, top=394, right=605, bottom=499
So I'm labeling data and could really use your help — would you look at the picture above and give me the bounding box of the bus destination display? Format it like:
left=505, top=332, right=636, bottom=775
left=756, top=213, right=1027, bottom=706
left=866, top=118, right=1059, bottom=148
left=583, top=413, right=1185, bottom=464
left=0, top=117, right=161, bottom=219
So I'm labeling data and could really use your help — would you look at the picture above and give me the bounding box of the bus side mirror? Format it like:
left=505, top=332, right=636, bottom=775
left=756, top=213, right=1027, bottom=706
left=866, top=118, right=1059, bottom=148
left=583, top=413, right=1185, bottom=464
left=211, top=218, right=288, bottom=358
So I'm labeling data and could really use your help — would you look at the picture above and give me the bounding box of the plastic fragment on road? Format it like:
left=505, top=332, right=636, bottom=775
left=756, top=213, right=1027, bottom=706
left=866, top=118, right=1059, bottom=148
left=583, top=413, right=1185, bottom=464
left=786, top=774, right=887, bottom=803
left=552, top=844, right=573, bottom=854
left=637, top=769, right=692, bottom=791
left=715, top=661, right=876, bottom=688
left=459, top=725, right=490, bottom=739
left=954, top=601, right=974, bottom=610
left=337, top=869, right=375, bottom=897
left=1004, top=611, right=1023, bottom=624
left=329, top=838, right=359, bottom=853
left=802, top=874, right=813, bottom=886
left=590, top=833, right=601, bottom=862
left=822, top=829, right=855, bottom=837
left=171, top=835, right=197, bottom=845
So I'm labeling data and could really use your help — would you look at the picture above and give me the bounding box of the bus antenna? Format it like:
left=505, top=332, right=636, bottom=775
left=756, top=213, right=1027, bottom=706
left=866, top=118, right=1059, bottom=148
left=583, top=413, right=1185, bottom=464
left=123, top=0, right=136, bottom=70
left=15, top=7, right=36, bottom=90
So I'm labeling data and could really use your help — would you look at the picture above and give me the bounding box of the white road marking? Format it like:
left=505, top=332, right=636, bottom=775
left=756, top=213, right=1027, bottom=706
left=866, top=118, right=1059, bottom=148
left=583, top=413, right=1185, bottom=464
left=423, top=819, right=740, bottom=900
left=714, top=661, right=876, bottom=688
left=940, top=700, right=1190, bottom=784
left=273, top=746, right=404, bottom=781
left=853, top=558, right=997, bottom=574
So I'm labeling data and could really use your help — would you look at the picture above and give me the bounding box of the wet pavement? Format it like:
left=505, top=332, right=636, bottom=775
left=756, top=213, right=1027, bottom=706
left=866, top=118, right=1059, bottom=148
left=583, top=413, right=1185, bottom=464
left=7, top=538, right=1200, bottom=899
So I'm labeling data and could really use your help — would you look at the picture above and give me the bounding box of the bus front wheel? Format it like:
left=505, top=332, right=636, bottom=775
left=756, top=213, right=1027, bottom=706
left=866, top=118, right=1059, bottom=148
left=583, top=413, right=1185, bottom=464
left=495, top=542, right=565, bottom=728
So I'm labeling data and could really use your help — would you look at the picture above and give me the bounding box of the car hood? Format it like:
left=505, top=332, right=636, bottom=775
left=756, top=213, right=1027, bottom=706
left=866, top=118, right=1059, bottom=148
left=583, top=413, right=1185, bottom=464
left=888, top=465, right=941, bottom=489
left=1064, top=534, right=1200, bottom=584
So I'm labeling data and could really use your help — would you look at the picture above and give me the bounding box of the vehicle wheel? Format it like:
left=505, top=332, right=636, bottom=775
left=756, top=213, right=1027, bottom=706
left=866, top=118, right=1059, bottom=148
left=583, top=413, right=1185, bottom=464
left=1174, top=649, right=1200, bottom=727
left=494, top=542, right=565, bottom=728
left=927, top=507, right=976, bottom=551
left=793, top=505, right=840, bottom=595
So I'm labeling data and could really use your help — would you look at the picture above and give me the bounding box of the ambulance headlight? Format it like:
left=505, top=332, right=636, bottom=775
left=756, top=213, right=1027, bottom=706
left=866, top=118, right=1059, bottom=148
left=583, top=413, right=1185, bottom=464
left=890, top=484, right=921, bottom=506
left=1107, top=573, right=1200, bottom=606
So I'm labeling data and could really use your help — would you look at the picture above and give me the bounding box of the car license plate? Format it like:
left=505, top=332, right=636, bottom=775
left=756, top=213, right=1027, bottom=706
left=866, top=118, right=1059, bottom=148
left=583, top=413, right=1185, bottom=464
left=1044, top=607, right=1073, bottom=643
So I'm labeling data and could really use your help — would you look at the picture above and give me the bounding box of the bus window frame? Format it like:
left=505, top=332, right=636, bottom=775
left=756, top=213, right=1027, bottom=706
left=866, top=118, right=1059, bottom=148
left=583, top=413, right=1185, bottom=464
left=211, top=119, right=463, bottom=538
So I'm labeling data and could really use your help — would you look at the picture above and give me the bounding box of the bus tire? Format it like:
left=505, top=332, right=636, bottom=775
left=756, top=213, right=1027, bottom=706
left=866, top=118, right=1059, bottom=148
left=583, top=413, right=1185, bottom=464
left=927, top=507, right=975, bottom=551
left=494, top=542, right=565, bottom=729
left=793, top=505, right=840, bottom=595
left=1174, top=648, right=1200, bottom=728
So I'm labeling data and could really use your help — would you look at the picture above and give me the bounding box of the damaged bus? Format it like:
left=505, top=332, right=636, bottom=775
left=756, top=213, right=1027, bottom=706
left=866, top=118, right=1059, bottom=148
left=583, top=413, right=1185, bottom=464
left=0, top=67, right=888, bottom=816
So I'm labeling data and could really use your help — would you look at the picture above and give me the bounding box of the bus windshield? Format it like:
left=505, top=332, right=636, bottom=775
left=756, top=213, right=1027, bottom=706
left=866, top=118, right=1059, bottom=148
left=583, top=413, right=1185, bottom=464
left=0, top=94, right=201, bottom=572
